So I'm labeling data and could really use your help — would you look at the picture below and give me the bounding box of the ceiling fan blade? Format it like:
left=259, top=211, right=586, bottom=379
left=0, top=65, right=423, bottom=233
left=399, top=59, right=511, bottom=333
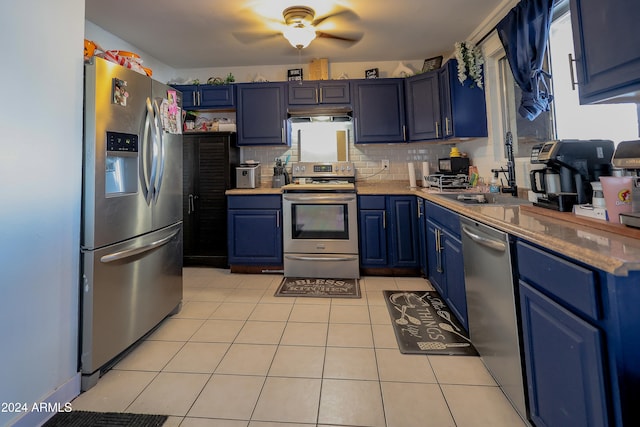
left=312, top=7, right=359, bottom=27
left=232, top=31, right=281, bottom=44
left=316, top=31, right=363, bottom=44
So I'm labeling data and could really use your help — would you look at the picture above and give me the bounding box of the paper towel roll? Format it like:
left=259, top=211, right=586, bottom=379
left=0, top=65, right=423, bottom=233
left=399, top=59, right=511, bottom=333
left=408, top=162, right=417, bottom=188
left=422, top=162, right=430, bottom=187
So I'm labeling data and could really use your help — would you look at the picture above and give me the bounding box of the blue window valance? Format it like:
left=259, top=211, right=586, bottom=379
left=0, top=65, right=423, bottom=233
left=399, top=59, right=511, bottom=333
left=496, top=0, right=555, bottom=121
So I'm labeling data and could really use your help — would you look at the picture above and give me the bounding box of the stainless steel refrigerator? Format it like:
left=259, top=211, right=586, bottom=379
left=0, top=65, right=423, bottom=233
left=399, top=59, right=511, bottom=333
left=80, top=57, right=183, bottom=390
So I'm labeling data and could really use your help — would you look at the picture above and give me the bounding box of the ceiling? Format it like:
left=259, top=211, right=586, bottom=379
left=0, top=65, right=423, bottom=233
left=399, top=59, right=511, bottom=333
left=85, top=0, right=505, bottom=69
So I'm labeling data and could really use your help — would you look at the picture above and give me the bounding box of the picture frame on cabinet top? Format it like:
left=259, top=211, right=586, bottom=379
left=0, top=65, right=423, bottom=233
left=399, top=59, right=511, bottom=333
left=422, top=56, right=443, bottom=72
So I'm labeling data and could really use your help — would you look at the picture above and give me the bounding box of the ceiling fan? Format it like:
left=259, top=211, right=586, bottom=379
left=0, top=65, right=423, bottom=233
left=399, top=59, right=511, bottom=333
left=233, top=5, right=364, bottom=50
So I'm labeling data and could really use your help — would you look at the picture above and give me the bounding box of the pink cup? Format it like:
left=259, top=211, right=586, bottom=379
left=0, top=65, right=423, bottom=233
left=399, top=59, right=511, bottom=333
left=600, top=176, right=633, bottom=223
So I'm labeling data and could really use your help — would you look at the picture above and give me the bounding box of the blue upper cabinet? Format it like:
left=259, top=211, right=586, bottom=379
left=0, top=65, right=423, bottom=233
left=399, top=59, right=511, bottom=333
left=570, top=0, right=640, bottom=103
left=405, top=71, right=441, bottom=141
left=352, top=79, right=406, bottom=143
left=288, top=81, right=350, bottom=105
left=438, top=60, right=488, bottom=139
left=172, top=84, right=235, bottom=109
left=236, top=82, right=288, bottom=146
left=404, top=60, right=487, bottom=142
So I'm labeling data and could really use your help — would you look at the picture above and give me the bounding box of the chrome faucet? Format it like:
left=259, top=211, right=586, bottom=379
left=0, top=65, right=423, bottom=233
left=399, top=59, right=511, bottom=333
left=491, top=132, right=518, bottom=197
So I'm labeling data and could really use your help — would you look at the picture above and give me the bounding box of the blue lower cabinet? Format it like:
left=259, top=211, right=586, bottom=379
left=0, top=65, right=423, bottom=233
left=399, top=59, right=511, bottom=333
left=388, top=196, right=420, bottom=267
left=417, top=198, right=428, bottom=277
left=440, top=229, right=466, bottom=327
left=424, top=200, right=467, bottom=329
left=426, top=219, right=446, bottom=296
left=358, top=195, right=419, bottom=270
left=358, top=208, right=388, bottom=266
left=519, top=281, right=608, bottom=427
left=227, top=195, right=282, bottom=265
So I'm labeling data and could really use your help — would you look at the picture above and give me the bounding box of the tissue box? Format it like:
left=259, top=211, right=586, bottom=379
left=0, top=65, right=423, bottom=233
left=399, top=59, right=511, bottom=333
left=573, top=204, right=608, bottom=221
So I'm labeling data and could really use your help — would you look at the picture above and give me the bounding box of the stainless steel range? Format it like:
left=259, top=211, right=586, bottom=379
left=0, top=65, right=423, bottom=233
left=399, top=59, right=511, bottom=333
left=282, top=162, right=359, bottom=279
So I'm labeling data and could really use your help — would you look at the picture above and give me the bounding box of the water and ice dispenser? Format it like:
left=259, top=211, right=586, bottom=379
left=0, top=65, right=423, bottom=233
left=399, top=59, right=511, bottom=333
left=105, top=131, right=138, bottom=195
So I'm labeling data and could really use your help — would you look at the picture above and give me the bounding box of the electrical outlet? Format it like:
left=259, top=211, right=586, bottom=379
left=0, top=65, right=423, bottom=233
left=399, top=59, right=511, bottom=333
left=382, top=159, right=390, bottom=169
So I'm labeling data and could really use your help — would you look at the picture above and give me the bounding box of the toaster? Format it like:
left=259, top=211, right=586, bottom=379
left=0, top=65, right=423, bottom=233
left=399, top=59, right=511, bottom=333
left=236, top=164, right=261, bottom=189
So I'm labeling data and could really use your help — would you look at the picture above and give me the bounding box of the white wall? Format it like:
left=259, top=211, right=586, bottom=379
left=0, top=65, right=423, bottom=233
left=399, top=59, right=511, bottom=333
left=175, top=59, right=427, bottom=84
left=85, top=21, right=177, bottom=83
left=0, top=1, right=84, bottom=425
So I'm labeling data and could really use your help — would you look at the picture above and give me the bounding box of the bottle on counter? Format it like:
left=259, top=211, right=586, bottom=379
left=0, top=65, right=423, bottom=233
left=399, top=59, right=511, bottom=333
left=489, top=172, right=501, bottom=193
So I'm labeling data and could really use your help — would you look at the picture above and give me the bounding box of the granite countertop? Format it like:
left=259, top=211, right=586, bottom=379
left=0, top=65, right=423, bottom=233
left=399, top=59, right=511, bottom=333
left=226, top=181, right=640, bottom=275
left=226, top=185, right=283, bottom=195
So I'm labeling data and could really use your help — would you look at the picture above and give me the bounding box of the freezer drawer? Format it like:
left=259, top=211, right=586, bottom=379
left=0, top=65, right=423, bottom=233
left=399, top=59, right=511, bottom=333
left=80, top=223, right=183, bottom=385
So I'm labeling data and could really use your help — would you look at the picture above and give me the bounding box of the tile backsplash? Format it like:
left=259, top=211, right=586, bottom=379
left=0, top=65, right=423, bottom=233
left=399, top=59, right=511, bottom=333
left=241, top=141, right=453, bottom=185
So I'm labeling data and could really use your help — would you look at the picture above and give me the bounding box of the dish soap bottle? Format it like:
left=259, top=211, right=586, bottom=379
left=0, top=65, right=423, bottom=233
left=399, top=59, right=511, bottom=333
left=489, top=172, right=500, bottom=193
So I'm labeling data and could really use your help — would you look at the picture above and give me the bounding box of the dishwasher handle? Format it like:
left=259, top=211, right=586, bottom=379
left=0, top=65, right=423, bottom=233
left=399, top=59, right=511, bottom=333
left=461, top=225, right=506, bottom=252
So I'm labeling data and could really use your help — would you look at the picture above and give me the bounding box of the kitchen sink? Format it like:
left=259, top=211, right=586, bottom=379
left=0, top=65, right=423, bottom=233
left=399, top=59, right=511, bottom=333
left=435, top=192, right=528, bottom=206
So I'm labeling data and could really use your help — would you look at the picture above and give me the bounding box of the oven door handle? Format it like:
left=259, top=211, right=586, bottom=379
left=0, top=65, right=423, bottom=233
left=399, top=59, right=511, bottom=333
left=285, top=255, right=359, bottom=262
left=283, top=195, right=356, bottom=203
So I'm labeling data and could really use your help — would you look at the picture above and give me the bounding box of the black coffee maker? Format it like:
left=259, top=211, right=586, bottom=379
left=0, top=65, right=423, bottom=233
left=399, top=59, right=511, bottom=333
left=530, top=139, right=614, bottom=211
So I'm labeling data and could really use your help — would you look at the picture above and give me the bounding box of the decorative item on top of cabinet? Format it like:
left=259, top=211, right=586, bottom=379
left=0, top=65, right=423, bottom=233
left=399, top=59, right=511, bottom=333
left=569, top=0, right=640, bottom=104
left=453, top=41, right=484, bottom=89
left=422, top=56, right=443, bottom=73
left=365, top=68, right=379, bottom=79
left=287, top=68, right=303, bottom=81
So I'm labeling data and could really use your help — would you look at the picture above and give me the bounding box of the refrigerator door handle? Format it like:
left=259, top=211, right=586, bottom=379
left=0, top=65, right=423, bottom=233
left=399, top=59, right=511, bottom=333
left=99, top=227, right=180, bottom=263
left=145, top=97, right=158, bottom=205
left=141, top=99, right=153, bottom=202
left=152, top=98, right=165, bottom=203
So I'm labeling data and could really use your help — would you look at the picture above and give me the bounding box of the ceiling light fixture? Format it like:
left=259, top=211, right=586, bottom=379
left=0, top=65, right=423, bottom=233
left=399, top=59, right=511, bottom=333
left=283, top=24, right=317, bottom=49
left=282, top=6, right=317, bottom=49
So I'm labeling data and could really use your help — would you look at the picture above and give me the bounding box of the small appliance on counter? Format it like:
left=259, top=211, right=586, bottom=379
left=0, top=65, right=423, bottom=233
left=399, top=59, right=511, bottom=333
left=272, top=158, right=290, bottom=188
left=529, top=139, right=615, bottom=212
left=438, top=156, right=470, bottom=175
left=236, top=162, right=261, bottom=189
left=610, top=140, right=640, bottom=228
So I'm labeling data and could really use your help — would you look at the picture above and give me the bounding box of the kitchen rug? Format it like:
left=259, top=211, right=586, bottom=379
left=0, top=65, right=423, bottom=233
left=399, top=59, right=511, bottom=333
left=275, top=277, right=360, bottom=298
left=43, top=410, right=167, bottom=426
left=383, top=290, right=477, bottom=356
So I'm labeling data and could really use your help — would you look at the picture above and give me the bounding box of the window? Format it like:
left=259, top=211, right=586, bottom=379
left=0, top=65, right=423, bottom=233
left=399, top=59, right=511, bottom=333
left=499, top=4, right=639, bottom=158
left=548, top=11, right=639, bottom=143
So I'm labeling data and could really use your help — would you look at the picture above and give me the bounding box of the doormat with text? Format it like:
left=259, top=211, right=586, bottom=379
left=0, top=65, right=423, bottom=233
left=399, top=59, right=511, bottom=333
left=275, top=277, right=360, bottom=298
left=384, top=290, right=477, bottom=356
left=43, top=411, right=167, bottom=427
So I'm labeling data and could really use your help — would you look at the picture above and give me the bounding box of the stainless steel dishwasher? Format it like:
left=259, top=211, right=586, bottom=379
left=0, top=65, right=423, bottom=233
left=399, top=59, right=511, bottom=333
left=460, top=216, right=528, bottom=423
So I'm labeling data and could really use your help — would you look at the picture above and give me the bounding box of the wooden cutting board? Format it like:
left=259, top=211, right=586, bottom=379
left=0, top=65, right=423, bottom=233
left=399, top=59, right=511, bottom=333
left=519, top=204, right=640, bottom=239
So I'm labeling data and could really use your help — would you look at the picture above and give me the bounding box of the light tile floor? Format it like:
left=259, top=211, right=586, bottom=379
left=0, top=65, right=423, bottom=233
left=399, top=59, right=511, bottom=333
left=71, top=268, right=529, bottom=427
